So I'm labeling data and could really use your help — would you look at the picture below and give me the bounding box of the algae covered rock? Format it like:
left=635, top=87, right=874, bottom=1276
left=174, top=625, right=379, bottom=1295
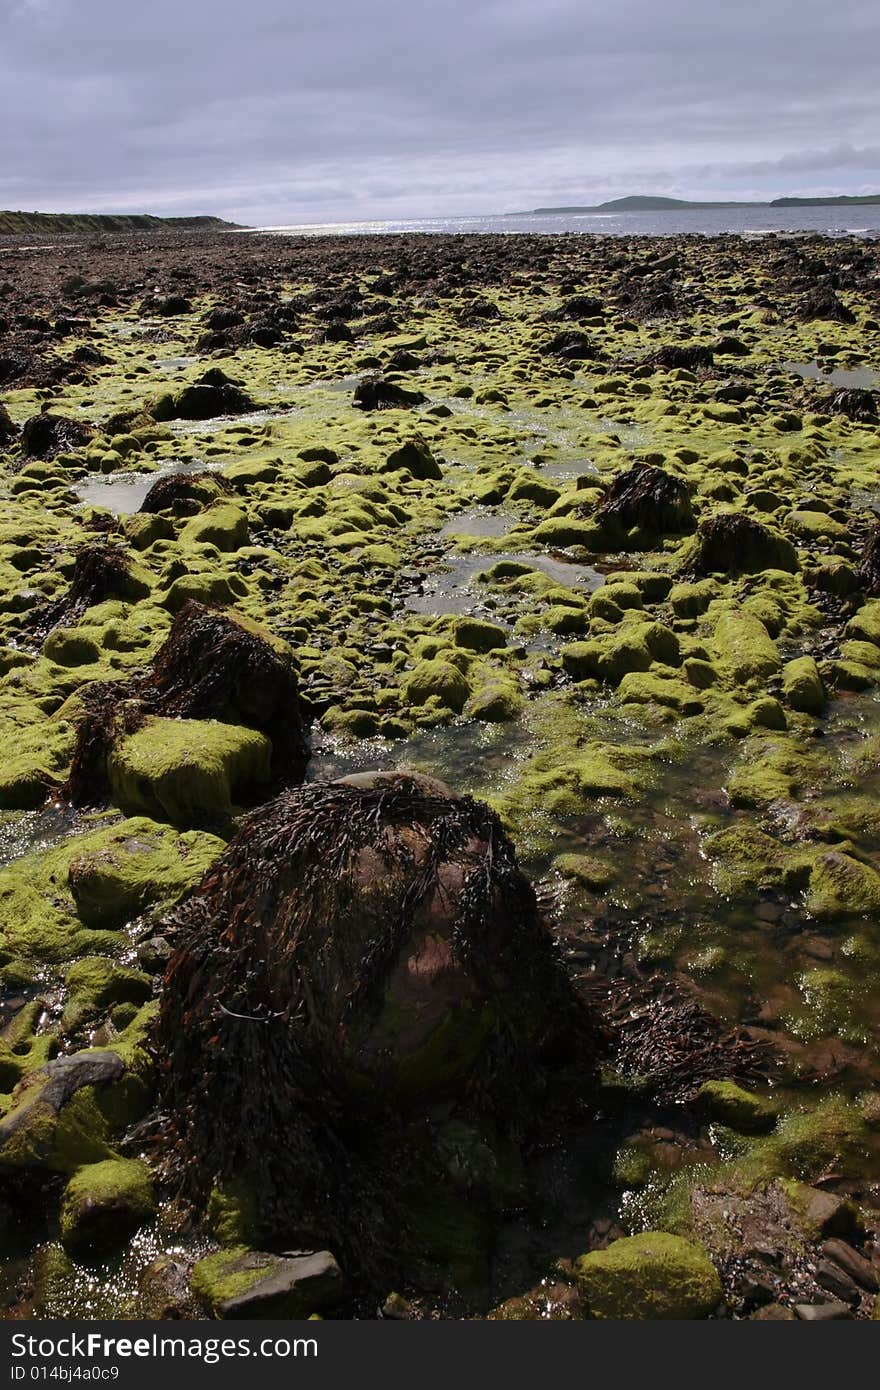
left=402, top=657, right=471, bottom=712
left=67, top=817, right=224, bottom=927
left=0, top=1050, right=128, bottom=1174
left=190, top=1247, right=344, bottom=1319
left=575, top=1232, right=722, bottom=1319
left=107, top=717, right=272, bottom=827
left=689, top=512, right=798, bottom=575
left=713, top=611, right=780, bottom=683
left=782, top=655, right=825, bottom=715
left=59, top=1158, right=156, bottom=1257
left=698, top=1080, right=778, bottom=1133
left=597, top=463, right=694, bottom=537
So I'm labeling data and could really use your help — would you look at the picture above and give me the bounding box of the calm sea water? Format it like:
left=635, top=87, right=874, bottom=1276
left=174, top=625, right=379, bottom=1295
left=254, top=206, right=880, bottom=239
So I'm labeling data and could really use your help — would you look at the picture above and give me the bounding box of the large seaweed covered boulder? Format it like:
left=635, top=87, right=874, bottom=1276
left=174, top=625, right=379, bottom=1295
left=154, top=771, right=598, bottom=1269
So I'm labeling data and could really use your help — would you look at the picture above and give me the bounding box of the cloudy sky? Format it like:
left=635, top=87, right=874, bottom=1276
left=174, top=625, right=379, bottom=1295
left=2, top=0, right=878, bottom=225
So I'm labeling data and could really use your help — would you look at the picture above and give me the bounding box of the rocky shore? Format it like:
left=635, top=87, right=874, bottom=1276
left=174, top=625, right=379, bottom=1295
left=0, top=227, right=878, bottom=1320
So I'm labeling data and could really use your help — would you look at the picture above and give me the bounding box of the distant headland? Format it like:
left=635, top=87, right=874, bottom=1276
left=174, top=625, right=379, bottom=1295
left=522, top=193, right=880, bottom=214
left=0, top=211, right=242, bottom=235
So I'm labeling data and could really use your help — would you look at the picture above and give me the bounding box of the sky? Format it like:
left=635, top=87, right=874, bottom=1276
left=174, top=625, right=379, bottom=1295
left=2, top=0, right=879, bottom=225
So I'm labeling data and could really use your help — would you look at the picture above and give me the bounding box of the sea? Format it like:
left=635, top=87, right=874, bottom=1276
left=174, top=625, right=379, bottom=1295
left=253, top=205, right=880, bottom=239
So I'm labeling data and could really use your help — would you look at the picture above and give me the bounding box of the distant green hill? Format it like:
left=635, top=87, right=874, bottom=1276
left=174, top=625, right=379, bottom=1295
left=769, top=194, right=880, bottom=207
left=0, top=211, right=242, bottom=235
left=525, top=193, right=880, bottom=215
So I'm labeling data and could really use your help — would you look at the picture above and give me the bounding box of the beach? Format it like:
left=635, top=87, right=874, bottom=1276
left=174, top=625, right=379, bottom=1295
left=0, top=226, right=879, bottom=1320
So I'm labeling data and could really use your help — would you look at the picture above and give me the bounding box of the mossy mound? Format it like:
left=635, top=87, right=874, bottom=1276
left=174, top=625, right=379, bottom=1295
left=575, top=1232, right=722, bottom=1319
left=59, top=1158, right=156, bottom=1257
left=107, top=717, right=272, bottom=828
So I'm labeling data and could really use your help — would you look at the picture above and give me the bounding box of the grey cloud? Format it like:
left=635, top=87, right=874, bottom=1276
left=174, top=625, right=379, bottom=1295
left=1, top=0, right=878, bottom=222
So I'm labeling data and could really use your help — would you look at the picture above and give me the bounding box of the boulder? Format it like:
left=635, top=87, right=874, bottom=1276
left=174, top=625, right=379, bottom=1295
left=190, top=1248, right=344, bottom=1319
left=576, top=1232, right=722, bottom=1319
left=60, top=1158, right=156, bottom=1257
left=154, top=772, right=598, bottom=1271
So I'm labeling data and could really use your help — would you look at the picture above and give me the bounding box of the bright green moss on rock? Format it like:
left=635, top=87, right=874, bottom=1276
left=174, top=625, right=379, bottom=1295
left=462, top=679, right=523, bottom=723
left=107, top=717, right=272, bottom=827
left=452, top=617, right=509, bottom=653
left=713, top=611, right=780, bottom=684
left=67, top=817, right=224, bottom=927
left=62, top=957, right=153, bottom=1031
left=697, top=1081, right=779, bottom=1133
left=575, top=1232, right=722, bottom=1320
left=783, top=655, right=825, bottom=715
left=59, top=1158, right=156, bottom=1257
left=402, top=659, right=471, bottom=712
left=190, top=1247, right=345, bottom=1319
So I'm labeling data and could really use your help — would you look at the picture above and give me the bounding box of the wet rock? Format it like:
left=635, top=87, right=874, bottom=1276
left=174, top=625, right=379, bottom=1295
left=66, top=601, right=309, bottom=808
left=139, top=469, right=231, bottom=517
left=0, top=400, right=18, bottom=444
left=782, top=656, right=826, bottom=715
left=826, top=387, right=878, bottom=422
left=190, top=1248, right=345, bottom=1319
left=352, top=374, right=426, bottom=410
left=382, top=435, right=443, bottom=480
left=575, top=1232, right=722, bottom=1320
left=697, top=1079, right=778, bottom=1133
left=543, top=330, right=602, bottom=362
left=138, top=1257, right=197, bottom=1319
left=795, top=289, right=856, bottom=324
left=547, top=294, right=603, bottom=321
left=815, top=1258, right=862, bottom=1304
left=0, top=1050, right=126, bottom=1173
left=651, top=343, right=714, bottom=371
left=822, top=1239, right=879, bottom=1293
left=20, top=412, right=95, bottom=459
left=155, top=772, right=599, bottom=1273
left=155, top=368, right=255, bottom=421
left=689, top=511, right=799, bottom=575
left=597, top=463, right=694, bottom=536
left=59, top=1158, right=156, bottom=1257
left=857, top=523, right=880, bottom=598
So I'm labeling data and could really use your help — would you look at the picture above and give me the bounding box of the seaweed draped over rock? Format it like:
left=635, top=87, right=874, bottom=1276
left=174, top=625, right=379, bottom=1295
left=65, top=600, right=309, bottom=805
left=152, top=772, right=602, bottom=1273
left=858, top=522, right=880, bottom=598
left=597, top=463, right=694, bottom=536
left=35, top=543, right=149, bottom=637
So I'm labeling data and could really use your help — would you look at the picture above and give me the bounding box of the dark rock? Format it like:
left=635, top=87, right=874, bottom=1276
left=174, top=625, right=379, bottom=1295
left=689, top=511, right=799, bottom=575
left=597, top=463, right=694, bottom=535
left=547, top=294, right=603, bottom=321
left=858, top=523, right=880, bottom=597
left=795, top=289, right=856, bottom=325
left=164, top=369, right=255, bottom=421
left=155, top=771, right=600, bottom=1275
left=815, top=1258, right=862, bottom=1303
left=191, top=1248, right=345, bottom=1320
left=822, top=1239, right=880, bottom=1292
left=352, top=375, right=426, bottom=410
left=543, top=330, right=602, bottom=362
left=651, top=344, right=715, bottom=371
left=20, top=412, right=95, bottom=459
left=0, top=401, right=18, bottom=445
left=139, top=469, right=230, bottom=517
left=826, top=387, right=878, bottom=423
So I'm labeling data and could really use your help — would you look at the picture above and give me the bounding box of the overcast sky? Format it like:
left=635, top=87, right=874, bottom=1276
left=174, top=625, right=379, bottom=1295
left=2, top=0, right=878, bottom=225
